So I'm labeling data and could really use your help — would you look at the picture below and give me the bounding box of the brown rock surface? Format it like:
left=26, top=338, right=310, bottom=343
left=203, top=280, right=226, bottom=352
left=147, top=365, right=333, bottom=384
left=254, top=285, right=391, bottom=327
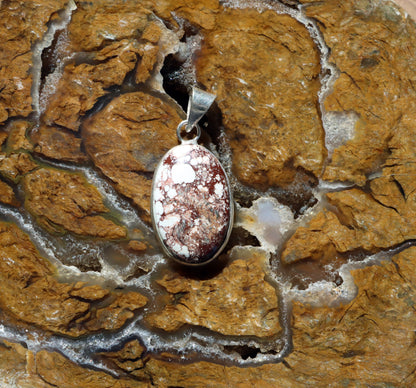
left=1, top=246, right=415, bottom=385
left=131, top=246, right=416, bottom=386
left=0, top=152, right=38, bottom=182
left=326, top=188, right=415, bottom=250
left=282, top=183, right=416, bottom=264
left=0, top=0, right=68, bottom=124
left=31, top=124, right=87, bottom=163
left=23, top=167, right=126, bottom=238
left=84, top=292, right=148, bottom=332
left=134, top=38, right=160, bottom=85
left=97, top=339, right=146, bottom=377
left=42, top=1, right=176, bottom=133
left=0, top=341, right=43, bottom=388
left=35, top=350, right=144, bottom=388
left=0, top=0, right=415, bottom=386
left=281, top=247, right=416, bottom=386
left=0, top=132, right=8, bottom=146
left=146, top=250, right=281, bottom=337
left=83, top=92, right=180, bottom=222
left=0, top=221, right=147, bottom=337
left=281, top=209, right=355, bottom=265
left=0, top=180, right=18, bottom=207
left=282, top=116, right=416, bottom=263
left=154, top=0, right=220, bottom=30
left=67, top=0, right=152, bottom=52
left=196, top=7, right=325, bottom=189
left=301, top=0, right=416, bottom=185
left=369, top=113, right=416, bottom=213
left=128, top=240, right=148, bottom=253
left=0, top=340, right=146, bottom=387
left=43, top=39, right=140, bottom=131
left=5, top=120, right=34, bottom=152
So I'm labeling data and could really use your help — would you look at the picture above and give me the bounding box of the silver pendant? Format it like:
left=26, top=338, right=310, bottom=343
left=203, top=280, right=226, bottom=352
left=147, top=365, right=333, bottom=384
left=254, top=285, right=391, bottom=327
left=151, top=87, right=234, bottom=265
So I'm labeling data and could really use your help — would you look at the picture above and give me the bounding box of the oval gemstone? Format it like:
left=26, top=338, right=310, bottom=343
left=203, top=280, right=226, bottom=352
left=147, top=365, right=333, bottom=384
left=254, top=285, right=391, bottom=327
left=151, top=144, right=233, bottom=265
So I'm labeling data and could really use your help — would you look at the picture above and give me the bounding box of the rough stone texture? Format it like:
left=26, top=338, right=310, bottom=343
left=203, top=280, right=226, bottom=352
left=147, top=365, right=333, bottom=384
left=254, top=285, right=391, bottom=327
left=146, top=250, right=281, bottom=337
left=301, top=0, right=416, bottom=185
left=154, top=0, right=220, bottom=30
left=196, top=7, right=325, bottom=190
left=97, top=339, right=146, bottom=378
left=23, top=167, right=126, bottom=238
left=43, top=40, right=140, bottom=131
left=134, top=30, right=161, bottom=85
left=282, top=176, right=416, bottom=265
left=127, top=240, right=148, bottom=253
left=0, top=131, right=8, bottom=146
left=282, top=113, right=416, bottom=263
left=0, top=222, right=147, bottom=337
left=281, top=208, right=355, bottom=265
left=123, top=247, right=416, bottom=386
left=1, top=247, right=415, bottom=386
left=31, top=125, right=87, bottom=163
left=327, top=188, right=416, bottom=250
left=0, top=0, right=68, bottom=124
left=41, top=1, right=175, bottom=133
left=0, top=341, right=38, bottom=388
left=84, top=291, right=149, bottom=332
left=0, top=179, right=19, bottom=207
left=35, top=350, right=144, bottom=388
left=0, top=0, right=415, bottom=386
left=67, top=0, right=152, bottom=52
left=83, top=92, right=180, bottom=223
left=0, top=152, right=38, bottom=182
left=0, top=340, right=148, bottom=387
left=5, top=120, right=34, bottom=152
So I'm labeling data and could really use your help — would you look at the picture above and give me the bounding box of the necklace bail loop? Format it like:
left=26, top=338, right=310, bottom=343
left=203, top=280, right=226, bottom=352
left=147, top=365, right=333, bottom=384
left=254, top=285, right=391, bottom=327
left=185, top=86, right=216, bottom=133
left=177, top=120, right=201, bottom=144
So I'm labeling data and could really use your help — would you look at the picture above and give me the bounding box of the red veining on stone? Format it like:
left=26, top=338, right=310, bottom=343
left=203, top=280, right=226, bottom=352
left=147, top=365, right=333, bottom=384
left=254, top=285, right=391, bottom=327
left=152, top=144, right=231, bottom=264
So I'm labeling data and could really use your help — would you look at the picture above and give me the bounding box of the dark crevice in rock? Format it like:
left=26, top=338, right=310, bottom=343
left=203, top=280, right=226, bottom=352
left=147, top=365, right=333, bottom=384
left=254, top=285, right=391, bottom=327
left=343, top=248, right=373, bottom=263
left=178, top=18, right=201, bottom=42
left=159, top=17, right=202, bottom=110
left=233, top=168, right=319, bottom=219
left=231, top=187, right=256, bottom=209
left=277, top=257, right=343, bottom=290
left=72, top=52, right=99, bottom=66
left=223, top=345, right=260, bottom=360
left=226, top=226, right=261, bottom=250
left=82, top=85, right=123, bottom=121
left=275, top=0, right=300, bottom=9
left=276, top=233, right=416, bottom=294
left=282, top=359, right=293, bottom=369
left=393, top=177, right=407, bottom=200
left=268, top=168, right=319, bottom=218
left=37, top=372, right=59, bottom=388
left=160, top=53, right=190, bottom=112
left=342, top=349, right=366, bottom=358
left=169, top=253, right=230, bottom=281
left=40, top=29, right=64, bottom=84
left=32, top=1, right=77, bottom=117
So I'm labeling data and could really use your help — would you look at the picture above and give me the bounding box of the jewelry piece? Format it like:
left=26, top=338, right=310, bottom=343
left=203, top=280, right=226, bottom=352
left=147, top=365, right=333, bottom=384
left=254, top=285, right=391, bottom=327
left=151, top=87, right=234, bottom=265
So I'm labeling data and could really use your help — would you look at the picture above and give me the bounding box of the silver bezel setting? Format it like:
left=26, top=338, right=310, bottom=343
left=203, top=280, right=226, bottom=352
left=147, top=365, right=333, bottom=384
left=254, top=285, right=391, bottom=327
left=151, top=143, right=234, bottom=266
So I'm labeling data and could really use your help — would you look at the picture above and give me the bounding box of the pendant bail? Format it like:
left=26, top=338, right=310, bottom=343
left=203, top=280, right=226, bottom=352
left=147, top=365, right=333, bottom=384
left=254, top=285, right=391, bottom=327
left=185, top=86, right=216, bottom=133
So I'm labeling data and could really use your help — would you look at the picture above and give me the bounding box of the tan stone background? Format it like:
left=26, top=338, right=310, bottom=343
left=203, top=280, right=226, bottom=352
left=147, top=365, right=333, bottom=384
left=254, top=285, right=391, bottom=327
left=1, top=0, right=416, bottom=386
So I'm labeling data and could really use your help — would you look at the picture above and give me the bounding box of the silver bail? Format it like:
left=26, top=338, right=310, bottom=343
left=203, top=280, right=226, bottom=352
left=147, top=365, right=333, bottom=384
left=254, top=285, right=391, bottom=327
left=185, top=86, right=216, bottom=133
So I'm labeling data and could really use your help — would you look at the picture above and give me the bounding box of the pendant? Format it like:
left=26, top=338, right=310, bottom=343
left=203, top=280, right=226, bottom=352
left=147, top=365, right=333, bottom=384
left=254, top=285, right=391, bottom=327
left=151, top=87, right=233, bottom=265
